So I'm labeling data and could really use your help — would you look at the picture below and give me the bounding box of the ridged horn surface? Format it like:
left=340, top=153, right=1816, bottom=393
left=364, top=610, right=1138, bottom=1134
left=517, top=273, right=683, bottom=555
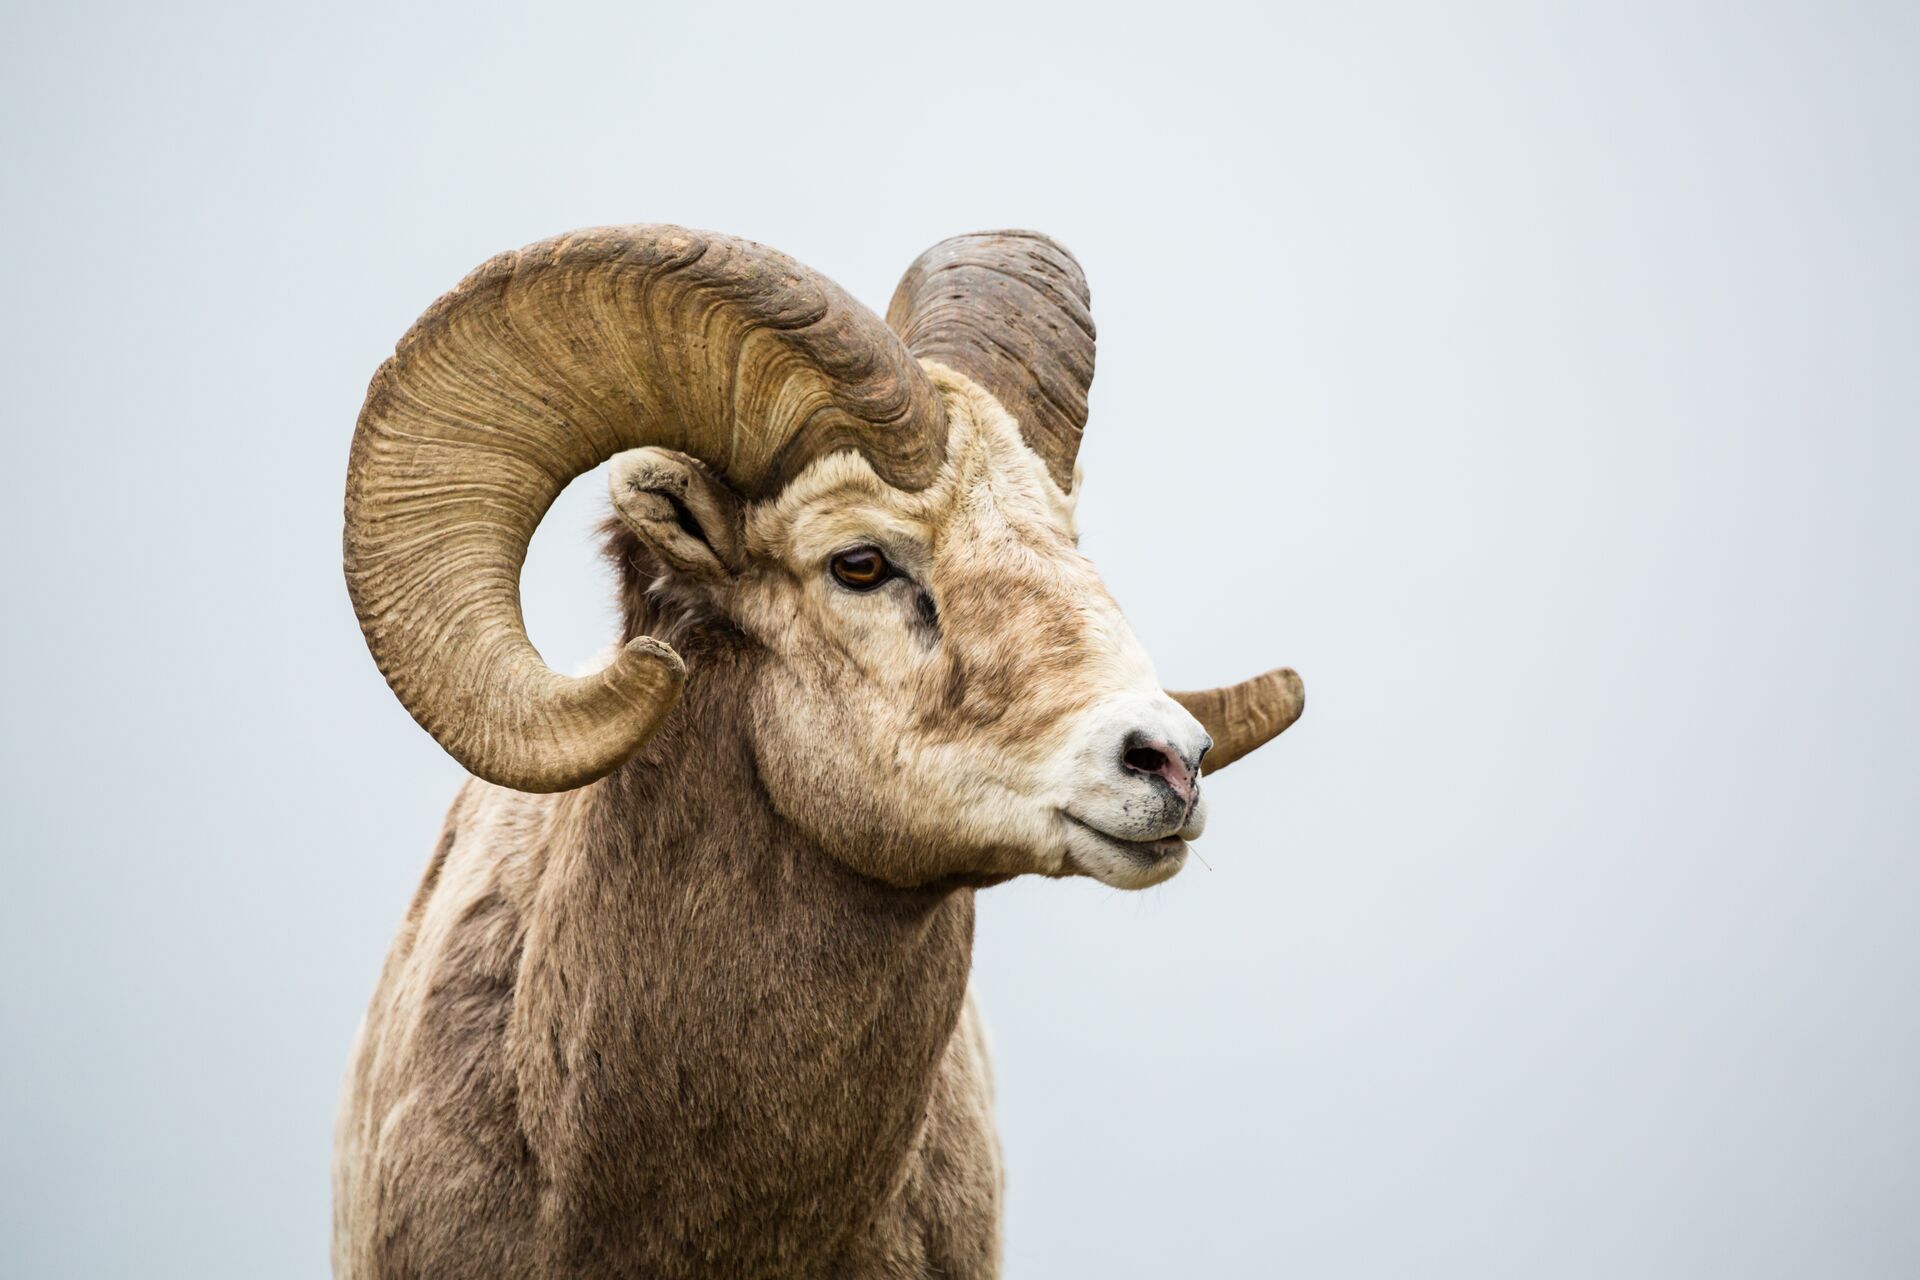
left=344, top=225, right=946, bottom=793
left=886, top=230, right=1095, bottom=490
left=1172, top=668, right=1306, bottom=774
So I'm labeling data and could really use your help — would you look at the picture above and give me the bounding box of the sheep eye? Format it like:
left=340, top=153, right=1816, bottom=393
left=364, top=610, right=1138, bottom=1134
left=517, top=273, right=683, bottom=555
left=829, top=546, right=892, bottom=591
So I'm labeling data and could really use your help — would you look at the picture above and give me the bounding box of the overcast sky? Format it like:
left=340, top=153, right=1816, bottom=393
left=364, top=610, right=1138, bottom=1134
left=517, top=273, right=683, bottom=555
left=3, top=2, right=1916, bottom=1276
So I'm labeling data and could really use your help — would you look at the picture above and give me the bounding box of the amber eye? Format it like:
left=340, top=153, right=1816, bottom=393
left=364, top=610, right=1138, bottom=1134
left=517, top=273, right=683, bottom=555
left=829, top=546, right=892, bottom=591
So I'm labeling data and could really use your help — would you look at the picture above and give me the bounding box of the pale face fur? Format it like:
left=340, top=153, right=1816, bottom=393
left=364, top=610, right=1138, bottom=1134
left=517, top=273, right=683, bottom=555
left=611, top=366, right=1211, bottom=891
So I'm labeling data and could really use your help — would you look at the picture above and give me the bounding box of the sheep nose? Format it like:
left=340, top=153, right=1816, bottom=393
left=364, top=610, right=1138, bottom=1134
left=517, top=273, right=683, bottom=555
left=1120, top=730, right=1205, bottom=806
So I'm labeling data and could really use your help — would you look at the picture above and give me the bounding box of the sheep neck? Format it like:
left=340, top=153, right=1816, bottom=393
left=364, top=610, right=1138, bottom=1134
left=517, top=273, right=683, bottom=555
left=508, top=647, right=977, bottom=1270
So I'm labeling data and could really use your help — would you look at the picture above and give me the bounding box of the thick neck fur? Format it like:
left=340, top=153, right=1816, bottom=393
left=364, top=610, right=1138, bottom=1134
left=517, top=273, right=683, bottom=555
left=479, top=533, right=975, bottom=1273
left=510, top=648, right=975, bottom=1272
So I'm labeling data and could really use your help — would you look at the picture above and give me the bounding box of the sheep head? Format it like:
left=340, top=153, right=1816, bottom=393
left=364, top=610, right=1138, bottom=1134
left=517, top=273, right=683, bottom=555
left=344, top=226, right=1303, bottom=888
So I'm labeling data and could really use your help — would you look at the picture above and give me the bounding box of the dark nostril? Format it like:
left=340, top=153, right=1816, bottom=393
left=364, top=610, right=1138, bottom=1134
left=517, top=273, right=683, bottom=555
left=1119, top=731, right=1197, bottom=803
left=1124, top=745, right=1172, bottom=775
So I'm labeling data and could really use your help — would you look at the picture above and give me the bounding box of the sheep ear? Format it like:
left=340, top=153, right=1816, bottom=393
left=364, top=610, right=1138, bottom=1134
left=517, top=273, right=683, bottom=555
left=608, top=448, right=746, bottom=583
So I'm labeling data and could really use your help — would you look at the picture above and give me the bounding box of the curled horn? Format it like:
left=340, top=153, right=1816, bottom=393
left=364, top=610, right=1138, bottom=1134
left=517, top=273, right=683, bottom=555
left=886, top=230, right=1095, bottom=490
left=344, top=225, right=946, bottom=793
left=1172, top=669, right=1306, bottom=774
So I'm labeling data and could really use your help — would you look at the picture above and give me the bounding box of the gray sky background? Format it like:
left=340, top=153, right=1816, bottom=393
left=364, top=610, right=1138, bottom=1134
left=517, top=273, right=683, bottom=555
left=3, top=2, right=1916, bottom=1276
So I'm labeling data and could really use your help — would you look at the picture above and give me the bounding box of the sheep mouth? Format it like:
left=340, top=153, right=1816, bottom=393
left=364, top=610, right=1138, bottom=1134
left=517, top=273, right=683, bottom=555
left=1060, top=813, right=1190, bottom=889
left=1065, top=814, right=1186, bottom=860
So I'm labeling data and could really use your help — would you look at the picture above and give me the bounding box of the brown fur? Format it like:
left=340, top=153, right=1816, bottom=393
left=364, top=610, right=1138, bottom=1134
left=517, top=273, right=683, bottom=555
left=335, top=570, right=1001, bottom=1277
left=334, top=373, right=1256, bottom=1277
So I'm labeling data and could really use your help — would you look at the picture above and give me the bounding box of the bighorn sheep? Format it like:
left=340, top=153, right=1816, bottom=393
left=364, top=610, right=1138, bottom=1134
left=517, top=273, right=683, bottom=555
left=334, top=225, right=1304, bottom=1278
